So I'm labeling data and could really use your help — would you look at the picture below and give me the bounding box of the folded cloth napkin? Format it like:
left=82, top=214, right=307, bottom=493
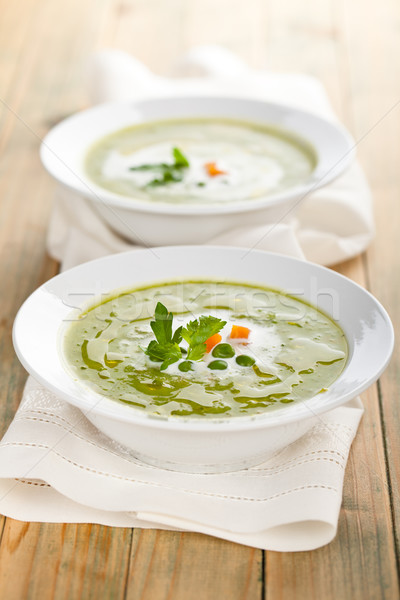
left=47, top=46, right=374, bottom=268
left=0, top=47, right=366, bottom=551
left=0, top=380, right=363, bottom=551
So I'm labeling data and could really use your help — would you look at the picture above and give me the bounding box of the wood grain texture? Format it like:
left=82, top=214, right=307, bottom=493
left=0, top=521, right=132, bottom=600
left=262, top=1, right=400, bottom=597
left=0, top=0, right=399, bottom=598
left=340, top=0, right=400, bottom=576
left=125, top=530, right=262, bottom=600
left=265, top=259, right=398, bottom=600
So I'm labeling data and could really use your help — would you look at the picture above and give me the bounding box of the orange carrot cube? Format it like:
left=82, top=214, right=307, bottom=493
left=205, top=333, right=222, bottom=353
left=204, top=162, right=227, bottom=177
left=229, top=325, right=250, bottom=340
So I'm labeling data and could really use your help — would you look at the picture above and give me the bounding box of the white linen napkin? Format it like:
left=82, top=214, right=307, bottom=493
left=0, top=47, right=367, bottom=551
left=0, top=380, right=363, bottom=551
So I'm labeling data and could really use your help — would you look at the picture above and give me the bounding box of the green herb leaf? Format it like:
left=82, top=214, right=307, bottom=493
left=147, top=168, right=184, bottom=187
left=172, top=326, right=183, bottom=344
left=150, top=302, right=172, bottom=345
left=144, top=302, right=183, bottom=369
left=143, top=304, right=225, bottom=369
left=173, top=147, right=189, bottom=168
left=185, top=343, right=208, bottom=362
left=129, top=147, right=190, bottom=187
left=145, top=340, right=182, bottom=370
left=129, top=163, right=166, bottom=172
left=181, top=315, right=226, bottom=361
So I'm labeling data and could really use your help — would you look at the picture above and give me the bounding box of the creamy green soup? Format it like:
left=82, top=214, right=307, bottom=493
left=63, top=281, right=347, bottom=419
left=85, top=119, right=316, bottom=205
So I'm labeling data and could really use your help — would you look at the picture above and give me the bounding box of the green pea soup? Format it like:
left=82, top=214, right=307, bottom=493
left=63, top=281, right=348, bottom=419
left=85, top=118, right=316, bottom=205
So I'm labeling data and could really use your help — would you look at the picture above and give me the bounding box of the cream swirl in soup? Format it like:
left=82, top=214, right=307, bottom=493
left=85, top=119, right=316, bottom=204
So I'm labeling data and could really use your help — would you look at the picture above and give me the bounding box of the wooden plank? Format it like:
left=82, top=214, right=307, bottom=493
left=0, top=520, right=132, bottom=600
left=0, top=516, right=5, bottom=543
left=0, top=0, right=111, bottom=436
left=0, top=1, right=135, bottom=599
left=0, top=0, right=39, bottom=109
left=125, top=529, right=262, bottom=600
left=339, top=0, right=400, bottom=572
left=266, top=0, right=344, bottom=115
left=265, top=259, right=398, bottom=600
left=97, top=0, right=184, bottom=74
left=99, top=0, right=268, bottom=75
left=367, top=186, right=400, bottom=561
left=263, top=0, right=399, bottom=597
left=180, top=0, right=268, bottom=68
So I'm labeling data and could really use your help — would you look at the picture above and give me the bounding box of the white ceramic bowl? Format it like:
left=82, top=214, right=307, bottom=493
left=40, top=97, right=355, bottom=245
left=13, top=247, right=393, bottom=473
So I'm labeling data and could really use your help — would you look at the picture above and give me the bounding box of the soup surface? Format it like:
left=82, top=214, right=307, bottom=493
left=85, top=119, right=316, bottom=205
left=63, top=281, right=347, bottom=419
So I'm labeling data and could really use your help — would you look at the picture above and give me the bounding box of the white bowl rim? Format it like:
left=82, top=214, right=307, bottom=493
left=13, top=246, right=394, bottom=433
left=40, top=96, right=356, bottom=216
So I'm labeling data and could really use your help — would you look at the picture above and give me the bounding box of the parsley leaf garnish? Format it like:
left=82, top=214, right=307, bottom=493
left=181, top=315, right=226, bottom=361
left=143, top=303, right=226, bottom=369
left=172, top=147, right=189, bottom=168
left=144, top=302, right=183, bottom=370
left=129, top=147, right=190, bottom=187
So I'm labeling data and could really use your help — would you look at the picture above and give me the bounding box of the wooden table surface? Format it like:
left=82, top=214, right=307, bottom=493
left=0, top=0, right=399, bottom=598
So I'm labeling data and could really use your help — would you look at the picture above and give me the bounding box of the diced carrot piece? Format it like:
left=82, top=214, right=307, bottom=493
left=229, top=325, right=250, bottom=339
left=205, top=333, right=222, bottom=353
left=204, top=161, right=227, bottom=177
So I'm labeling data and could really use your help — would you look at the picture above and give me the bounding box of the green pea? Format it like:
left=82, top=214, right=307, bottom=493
left=208, top=360, right=228, bottom=370
left=178, top=360, right=193, bottom=372
left=212, top=343, right=235, bottom=359
left=236, top=355, right=255, bottom=367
